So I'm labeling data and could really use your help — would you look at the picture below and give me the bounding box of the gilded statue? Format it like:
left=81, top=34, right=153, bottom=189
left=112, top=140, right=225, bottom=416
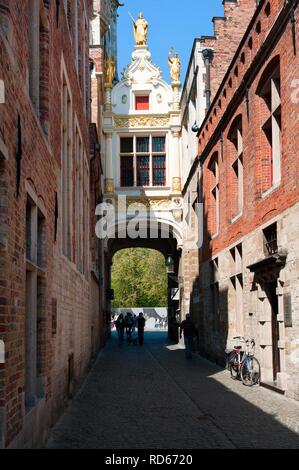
left=104, top=55, right=116, bottom=86
left=130, top=12, right=148, bottom=46
left=168, top=50, right=181, bottom=83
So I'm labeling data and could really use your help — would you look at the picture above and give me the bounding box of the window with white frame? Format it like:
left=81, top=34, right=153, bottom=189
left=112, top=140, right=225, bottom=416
left=208, top=152, right=219, bottom=237
left=75, top=123, right=89, bottom=276
left=25, top=194, right=46, bottom=409
left=28, top=0, right=50, bottom=133
left=257, top=57, right=281, bottom=193
left=228, top=116, right=243, bottom=219
left=120, top=135, right=166, bottom=188
left=62, top=74, right=72, bottom=260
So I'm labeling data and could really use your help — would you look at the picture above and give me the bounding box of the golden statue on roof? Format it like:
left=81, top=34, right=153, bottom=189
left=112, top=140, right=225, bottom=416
left=104, top=55, right=116, bottom=86
left=130, top=12, right=149, bottom=46
left=168, top=49, right=181, bottom=83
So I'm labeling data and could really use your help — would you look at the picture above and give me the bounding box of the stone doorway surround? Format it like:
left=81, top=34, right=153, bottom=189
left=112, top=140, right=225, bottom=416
left=248, top=252, right=287, bottom=391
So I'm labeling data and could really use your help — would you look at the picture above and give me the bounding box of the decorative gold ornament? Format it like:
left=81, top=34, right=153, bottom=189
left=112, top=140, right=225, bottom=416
left=105, top=179, right=114, bottom=195
left=168, top=50, right=181, bottom=83
left=130, top=12, right=149, bottom=46
left=172, top=177, right=182, bottom=193
left=116, top=198, right=172, bottom=210
left=149, top=199, right=172, bottom=210
left=172, top=131, right=181, bottom=138
left=114, top=115, right=169, bottom=129
left=115, top=198, right=149, bottom=209
left=104, top=55, right=116, bottom=86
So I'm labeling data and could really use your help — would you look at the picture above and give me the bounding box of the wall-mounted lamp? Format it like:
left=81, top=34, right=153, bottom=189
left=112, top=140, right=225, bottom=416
left=165, top=255, right=175, bottom=274
left=192, top=121, right=200, bottom=133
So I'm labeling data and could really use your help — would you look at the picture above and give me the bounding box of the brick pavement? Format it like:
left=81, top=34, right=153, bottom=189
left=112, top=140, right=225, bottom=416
left=46, top=332, right=299, bottom=449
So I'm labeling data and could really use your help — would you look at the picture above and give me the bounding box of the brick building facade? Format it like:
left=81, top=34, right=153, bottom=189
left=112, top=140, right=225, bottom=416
left=182, top=0, right=299, bottom=399
left=0, top=0, right=109, bottom=448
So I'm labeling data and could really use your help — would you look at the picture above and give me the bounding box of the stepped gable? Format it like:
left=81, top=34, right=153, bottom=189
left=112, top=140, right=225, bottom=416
left=200, top=0, right=256, bottom=98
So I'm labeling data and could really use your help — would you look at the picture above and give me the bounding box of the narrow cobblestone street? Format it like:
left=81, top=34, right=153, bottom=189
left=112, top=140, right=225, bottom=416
left=46, top=332, right=299, bottom=450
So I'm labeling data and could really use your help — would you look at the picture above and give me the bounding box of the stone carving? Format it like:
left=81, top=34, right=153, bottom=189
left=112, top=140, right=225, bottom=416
left=116, top=198, right=149, bottom=209
left=105, top=179, right=114, bottom=195
left=149, top=200, right=172, bottom=210
left=173, top=198, right=183, bottom=208
left=117, top=198, right=172, bottom=210
left=172, top=177, right=182, bottom=193
left=172, top=209, right=183, bottom=223
left=114, top=115, right=169, bottom=128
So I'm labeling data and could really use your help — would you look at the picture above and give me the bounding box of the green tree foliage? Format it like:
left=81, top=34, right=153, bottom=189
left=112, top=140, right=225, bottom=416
left=111, top=249, right=167, bottom=308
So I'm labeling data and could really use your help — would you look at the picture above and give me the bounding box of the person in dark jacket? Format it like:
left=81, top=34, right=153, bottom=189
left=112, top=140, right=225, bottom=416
left=115, top=314, right=125, bottom=345
left=137, top=312, right=146, bottom=345
left=180, top=314, right=195, bottom=359
left=125, top=312, right=133, bottom=343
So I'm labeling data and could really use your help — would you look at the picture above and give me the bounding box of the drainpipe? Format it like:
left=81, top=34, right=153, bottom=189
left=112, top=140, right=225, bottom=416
left=202, top=49, right=214, bottom=113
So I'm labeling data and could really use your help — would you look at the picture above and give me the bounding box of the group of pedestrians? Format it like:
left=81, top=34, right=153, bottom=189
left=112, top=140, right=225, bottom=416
left=114, top=312, right=146, bottom=346
left=155, top=318, right=167, bottom=330
left=114, top=311, right=196, bottom=359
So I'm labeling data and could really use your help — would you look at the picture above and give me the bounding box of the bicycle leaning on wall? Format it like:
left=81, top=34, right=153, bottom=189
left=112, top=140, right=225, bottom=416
left=225, top=336, right=261, bottom=387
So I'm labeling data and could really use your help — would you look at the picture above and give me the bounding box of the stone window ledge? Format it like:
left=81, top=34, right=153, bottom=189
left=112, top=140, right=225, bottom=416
left=230, top=211, right=243, bottom=224
left=261, top=182, right=281, bottom=199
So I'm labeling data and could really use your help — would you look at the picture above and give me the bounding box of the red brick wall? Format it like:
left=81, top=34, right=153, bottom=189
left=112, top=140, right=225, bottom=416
left=181, top=1, right=299, bottom=369
left=197, top=0, right=299, bottom=261
left=0, top=0, right=100, bottom=448
left=200, top=0, right=257, bottom=100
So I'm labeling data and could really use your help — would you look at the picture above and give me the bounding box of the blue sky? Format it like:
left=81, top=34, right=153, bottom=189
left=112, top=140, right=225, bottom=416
left=117, top=0, right=223, bottom=84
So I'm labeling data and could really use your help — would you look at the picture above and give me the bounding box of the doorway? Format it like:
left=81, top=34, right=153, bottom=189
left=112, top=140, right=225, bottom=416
left=111, top=248, right=169, bottom=334
left=265, top=281, right=280, bottom=382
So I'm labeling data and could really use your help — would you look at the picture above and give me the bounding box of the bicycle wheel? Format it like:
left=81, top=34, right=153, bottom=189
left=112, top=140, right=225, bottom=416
left=230, top=355, right=240, bottom=380
left=241, top=357, right=261, bottom=386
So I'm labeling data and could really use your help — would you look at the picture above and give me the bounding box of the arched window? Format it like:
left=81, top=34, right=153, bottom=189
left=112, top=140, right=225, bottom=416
left=256, top=56, right=281, bottom=193
left=207, top=152, right=219, bottom=237
left=28, top=0, right=50, bottom=134
left=227, top=115, right=243, bottom=220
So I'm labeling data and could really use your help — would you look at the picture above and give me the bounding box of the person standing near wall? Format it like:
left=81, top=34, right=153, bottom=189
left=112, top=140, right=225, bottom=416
left=180, top=314, right=195, bottom=359
left=137, top=313, right=146, bottom=346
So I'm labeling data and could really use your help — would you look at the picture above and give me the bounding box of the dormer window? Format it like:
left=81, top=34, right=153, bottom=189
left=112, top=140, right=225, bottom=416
left=135, top=95, right=149, bottom=111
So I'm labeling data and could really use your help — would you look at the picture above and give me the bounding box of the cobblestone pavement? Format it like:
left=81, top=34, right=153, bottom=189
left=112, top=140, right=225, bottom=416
left=47, top=332, right=299, bottom=449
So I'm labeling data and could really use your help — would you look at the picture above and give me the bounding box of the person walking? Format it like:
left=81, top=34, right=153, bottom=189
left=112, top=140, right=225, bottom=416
left=180, top=314, right=195, bottom=359
left=115, top=314, right=125, bottom=345
left=137, top=312, right=146, bottom=346
left=125, top=312, right=133, bottom=343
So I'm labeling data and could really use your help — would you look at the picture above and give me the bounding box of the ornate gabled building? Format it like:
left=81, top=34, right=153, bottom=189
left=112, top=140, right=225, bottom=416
left=103, top=22, right=182, bottom=203
left=102, top=29, right=184, bottom=195
left=101, top=13, right=185, bottom=334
